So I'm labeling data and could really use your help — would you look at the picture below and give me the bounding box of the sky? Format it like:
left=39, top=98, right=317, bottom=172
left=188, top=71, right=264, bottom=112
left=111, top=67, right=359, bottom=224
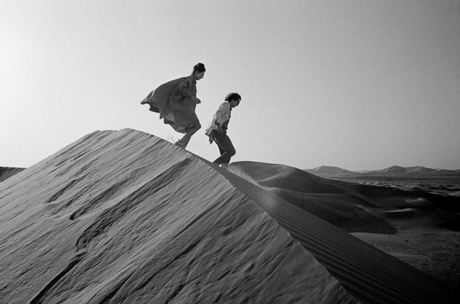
left=1, top=0, right=459, bottom=171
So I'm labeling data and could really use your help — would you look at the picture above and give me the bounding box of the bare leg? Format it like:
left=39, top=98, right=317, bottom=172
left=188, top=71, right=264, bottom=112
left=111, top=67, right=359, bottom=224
left=176, top=122, right=201, bottom=149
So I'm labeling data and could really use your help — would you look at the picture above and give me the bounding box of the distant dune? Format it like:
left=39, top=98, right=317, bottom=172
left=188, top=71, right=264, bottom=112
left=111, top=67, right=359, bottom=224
left=230, top=161, right=398, bottom=233
left=304, top=166, right=358, bottom=175
left=368, top=165, right=443, bottom=175
left=0, top=129, right=459, bottom=303
left=306, top=164, right=460, bottom=176
left=305, top=165, right=354, bottom=175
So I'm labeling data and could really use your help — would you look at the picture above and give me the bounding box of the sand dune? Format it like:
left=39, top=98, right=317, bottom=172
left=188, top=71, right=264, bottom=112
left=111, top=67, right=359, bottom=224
left=0, top=167, right=24, bottom=183
left=306, top=165, right=460, bottom=176
left=229, top=162, right=398, bottom=233
left=228, top=161, right=460, bottom=290
left=307, top=165, right=355, bottom=175
left=0, top=129, right=459, bottom=303
left=0, top=130, right=355, bottom=303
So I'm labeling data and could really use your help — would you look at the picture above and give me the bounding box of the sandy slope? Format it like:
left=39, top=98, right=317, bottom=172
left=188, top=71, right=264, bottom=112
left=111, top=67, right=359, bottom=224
left=0, top=129, right=459, bottom=303
left=228, top=162, right=398, bottom=234
left=218, top=162, right=460, bottom=303
left=228, top=161, right=460, bottom=289
left=0, top=167, right=24, bottom=183
left=230, top=162, right=460, bottom=286
left=0, top=130, right=355, bottom=304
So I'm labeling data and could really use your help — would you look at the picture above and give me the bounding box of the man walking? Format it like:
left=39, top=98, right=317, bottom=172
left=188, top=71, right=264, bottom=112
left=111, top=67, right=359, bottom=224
left=205, top=92, right=241, bottom=168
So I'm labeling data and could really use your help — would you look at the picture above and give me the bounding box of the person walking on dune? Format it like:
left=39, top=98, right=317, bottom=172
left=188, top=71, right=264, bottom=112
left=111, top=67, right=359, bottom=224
left=205, top=92, right=241, bottom=169
left=141, top=63, right=206, bottom=149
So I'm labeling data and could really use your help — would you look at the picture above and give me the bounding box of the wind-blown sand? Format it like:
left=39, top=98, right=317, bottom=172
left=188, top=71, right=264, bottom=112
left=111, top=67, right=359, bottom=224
left=0, top=129, right=459, bottom=303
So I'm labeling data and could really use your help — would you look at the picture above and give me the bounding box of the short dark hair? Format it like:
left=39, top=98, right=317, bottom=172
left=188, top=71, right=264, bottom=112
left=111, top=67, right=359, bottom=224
left=225, top=92, right=241, bottom=102
left=192, top=62, right=206, bottom=74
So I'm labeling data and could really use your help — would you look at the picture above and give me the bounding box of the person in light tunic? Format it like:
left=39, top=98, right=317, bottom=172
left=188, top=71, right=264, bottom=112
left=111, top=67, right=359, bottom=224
left=205, top=92, right=241, bottom=168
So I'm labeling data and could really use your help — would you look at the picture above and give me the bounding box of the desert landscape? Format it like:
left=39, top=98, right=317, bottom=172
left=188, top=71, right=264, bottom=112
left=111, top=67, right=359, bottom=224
left=3, top=1, right=460, bottom=303
left=1, top=129, right=459, bottom=303
left=305, top=165, right=460, bottom=288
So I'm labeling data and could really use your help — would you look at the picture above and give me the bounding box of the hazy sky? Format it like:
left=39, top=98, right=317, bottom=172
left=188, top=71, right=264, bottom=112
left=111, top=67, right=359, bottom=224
left=1, top=0, right=459, bottom=171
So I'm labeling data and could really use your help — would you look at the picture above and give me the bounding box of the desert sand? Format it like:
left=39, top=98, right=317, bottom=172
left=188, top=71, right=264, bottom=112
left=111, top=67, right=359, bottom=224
left=309, top=172, right=460, bottom=290
left=0, top=167, right=24, bottom=183
left=0, top=129, right=459, bottom=303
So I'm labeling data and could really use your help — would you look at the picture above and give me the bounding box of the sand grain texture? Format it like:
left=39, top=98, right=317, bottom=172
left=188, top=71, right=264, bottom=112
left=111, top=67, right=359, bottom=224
left=0, top=167, right=24, bottom=183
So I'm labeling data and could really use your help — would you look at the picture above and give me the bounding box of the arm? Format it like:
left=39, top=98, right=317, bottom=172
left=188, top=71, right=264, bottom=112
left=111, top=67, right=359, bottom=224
left=177, top=79, right=201, bottom=103
left=177, top=79, right=193, bottom=98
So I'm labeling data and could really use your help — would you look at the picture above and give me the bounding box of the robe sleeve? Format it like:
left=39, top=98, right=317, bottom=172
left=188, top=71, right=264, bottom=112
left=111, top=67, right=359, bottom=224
left=177, top=79, right=193, bottom=98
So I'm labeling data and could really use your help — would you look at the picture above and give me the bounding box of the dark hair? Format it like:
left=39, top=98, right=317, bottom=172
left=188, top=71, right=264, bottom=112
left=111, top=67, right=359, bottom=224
left=192, top=62, right=206, bottom=74
left=225, top=92, right=241, bottom=102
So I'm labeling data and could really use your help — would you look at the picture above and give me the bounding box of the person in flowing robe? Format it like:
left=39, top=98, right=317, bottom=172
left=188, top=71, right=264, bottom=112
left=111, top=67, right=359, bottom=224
left=141, top=63, right=206, bottom=149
